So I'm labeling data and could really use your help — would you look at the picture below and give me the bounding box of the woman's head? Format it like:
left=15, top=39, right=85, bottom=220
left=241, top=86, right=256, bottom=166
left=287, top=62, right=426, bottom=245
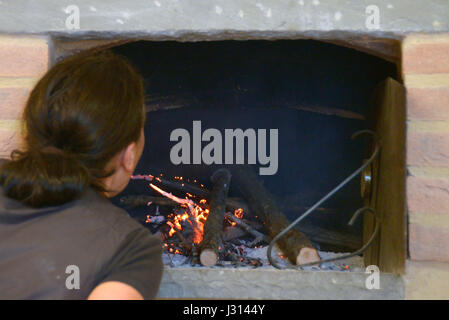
left=0, top=51, right=146, bottom=207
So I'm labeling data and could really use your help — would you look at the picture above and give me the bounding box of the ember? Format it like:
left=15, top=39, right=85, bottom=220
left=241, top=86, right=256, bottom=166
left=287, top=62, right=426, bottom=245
left=130, top=172, right=271, bottom=267
left=127, top=169, right=363, bottom=271
left=149, top=182, right=208, bottom=244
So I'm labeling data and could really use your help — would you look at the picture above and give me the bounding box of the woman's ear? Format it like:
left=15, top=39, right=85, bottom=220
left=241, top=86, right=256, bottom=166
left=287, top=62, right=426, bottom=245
left=122, top=142, right=138, bottom=173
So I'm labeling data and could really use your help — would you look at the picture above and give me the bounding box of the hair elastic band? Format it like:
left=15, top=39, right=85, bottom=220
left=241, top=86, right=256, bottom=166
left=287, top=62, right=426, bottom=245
left=41, top=145, right=65, bottom=155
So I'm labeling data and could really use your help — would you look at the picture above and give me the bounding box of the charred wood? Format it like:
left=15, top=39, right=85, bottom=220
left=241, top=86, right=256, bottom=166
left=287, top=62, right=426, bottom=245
left=224, top=212, right=269, bottom=246
left=199, top=169, right=232, bottom=266
left=231, top=165, right=318, bottom=265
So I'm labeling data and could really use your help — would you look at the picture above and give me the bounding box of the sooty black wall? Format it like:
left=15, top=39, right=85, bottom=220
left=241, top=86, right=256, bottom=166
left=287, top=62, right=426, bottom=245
left=111, top=40, right=396, bottom=239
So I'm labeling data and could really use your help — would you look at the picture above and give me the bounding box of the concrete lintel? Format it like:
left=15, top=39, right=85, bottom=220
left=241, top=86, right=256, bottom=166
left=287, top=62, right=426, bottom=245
left=0, top=0, right=448, bottom=40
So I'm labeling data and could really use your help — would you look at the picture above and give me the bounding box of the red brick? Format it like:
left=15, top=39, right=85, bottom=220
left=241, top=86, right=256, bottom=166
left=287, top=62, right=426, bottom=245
left=409, top=223, right=449, bottom=262
left=0, top=87, right=29, bottom=119
left=405, top=260, right=449, bottom=299
left=407, top=176, right=449, bottom=214
left=403, top=42, right=449, bottom=74
left=0, top=38, right=49, bottom=77
left=407, top=87, right=449, bottom=121
left=407, top=131, right=449, bottom=167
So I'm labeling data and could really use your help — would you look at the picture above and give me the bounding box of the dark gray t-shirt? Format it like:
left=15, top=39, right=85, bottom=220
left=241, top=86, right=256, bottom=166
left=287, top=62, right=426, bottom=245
left=0, top=184, right=163, bottom=299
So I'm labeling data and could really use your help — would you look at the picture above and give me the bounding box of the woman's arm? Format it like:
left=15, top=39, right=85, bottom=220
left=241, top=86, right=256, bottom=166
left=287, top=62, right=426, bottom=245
left=91, top=228, right=163, bottom=300
left=88, top=281, right=143, bottom=300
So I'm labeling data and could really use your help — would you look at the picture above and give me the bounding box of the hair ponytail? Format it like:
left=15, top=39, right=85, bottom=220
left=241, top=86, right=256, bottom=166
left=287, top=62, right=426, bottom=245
left=0, top=51, right=145, bottom=208
left=0, top=149, right=91, bottom=207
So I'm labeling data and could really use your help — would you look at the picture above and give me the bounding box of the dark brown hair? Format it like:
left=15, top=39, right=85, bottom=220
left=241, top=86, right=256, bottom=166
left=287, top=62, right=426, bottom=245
left=0, top=51, right=145, bottom=207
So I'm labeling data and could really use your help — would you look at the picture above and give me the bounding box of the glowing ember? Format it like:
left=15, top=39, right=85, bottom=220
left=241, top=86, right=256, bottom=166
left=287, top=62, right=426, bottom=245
left=131, top=174, right=154, bottom=181
left=234, top=208, right=244, bottom=219
left=167, top=221, right=177, bottom=237
left=134, top=175, right=258, bottom=262
left=149, top=183, right=209, bottom=244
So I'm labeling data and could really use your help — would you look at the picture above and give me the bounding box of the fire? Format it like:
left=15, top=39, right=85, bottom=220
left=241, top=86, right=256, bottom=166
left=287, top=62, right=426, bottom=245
left=234, top=208, right=244, bottom=219
left=166, top=221, right=177, bottom=237
left=149, top=183, right=210, bottom=244
left=138, top=176, right=246, bottom=257
left=225, top=208, right=244, bottom=226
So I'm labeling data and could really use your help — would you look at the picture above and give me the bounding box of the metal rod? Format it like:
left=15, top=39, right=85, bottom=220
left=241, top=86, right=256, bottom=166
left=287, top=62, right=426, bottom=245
left=267, top=129, right=381, bottom=269
left=296, top=207, right=380, bottom=268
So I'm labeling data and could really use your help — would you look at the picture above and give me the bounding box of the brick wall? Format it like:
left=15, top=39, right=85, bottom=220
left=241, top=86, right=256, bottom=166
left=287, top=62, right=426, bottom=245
left=403, top=33, right=449, bottom=299
left=0, top=35, right=51, bottom=158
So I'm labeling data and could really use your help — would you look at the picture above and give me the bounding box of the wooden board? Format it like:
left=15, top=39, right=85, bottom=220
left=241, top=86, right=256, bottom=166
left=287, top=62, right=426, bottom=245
left=363, top=77, right=406, bottom=274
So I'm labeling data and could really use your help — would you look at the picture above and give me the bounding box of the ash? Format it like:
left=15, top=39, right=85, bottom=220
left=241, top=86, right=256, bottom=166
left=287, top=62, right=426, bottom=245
left=162, top=244, right=364, bottom=272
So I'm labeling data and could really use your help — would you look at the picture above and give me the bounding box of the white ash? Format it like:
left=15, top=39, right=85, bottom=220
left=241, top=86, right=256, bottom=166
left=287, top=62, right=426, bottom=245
left=163, top=251, right=191, bottom=267
left=147, top=215, right=165, bottom=224
left=162, top=245, right=364, bottom=272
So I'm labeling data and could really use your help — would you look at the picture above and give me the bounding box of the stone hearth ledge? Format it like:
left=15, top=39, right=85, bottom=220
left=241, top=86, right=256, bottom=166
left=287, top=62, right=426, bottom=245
left=157, top=267, right=404, bottom=299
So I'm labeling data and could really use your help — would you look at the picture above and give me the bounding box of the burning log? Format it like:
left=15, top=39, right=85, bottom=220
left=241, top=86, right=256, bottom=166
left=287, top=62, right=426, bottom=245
left=224, top=212, right=269, bottom=246
left=149, top=183, right=206, bottom=244
left=231, top=165, right=320, bottom=265
left=199, top=169, right=232, bottom=266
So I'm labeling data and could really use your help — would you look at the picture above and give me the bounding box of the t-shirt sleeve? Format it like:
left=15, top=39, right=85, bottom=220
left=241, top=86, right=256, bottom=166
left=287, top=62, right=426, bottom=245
left=96, top=227, right=164, bottom=300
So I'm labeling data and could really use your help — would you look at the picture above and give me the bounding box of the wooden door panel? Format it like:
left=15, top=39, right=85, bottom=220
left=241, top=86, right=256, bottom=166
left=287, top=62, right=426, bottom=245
left=363, top=77, right=406, bottom=275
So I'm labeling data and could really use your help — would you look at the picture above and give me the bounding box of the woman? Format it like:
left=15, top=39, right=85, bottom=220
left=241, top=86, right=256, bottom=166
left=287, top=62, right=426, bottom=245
left=0, top=51, right=163, bottom=299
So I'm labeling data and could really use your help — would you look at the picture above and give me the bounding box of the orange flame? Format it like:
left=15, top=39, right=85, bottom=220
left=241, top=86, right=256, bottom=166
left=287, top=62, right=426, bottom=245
left=234, top=208, right=244, bottom=219
left=150, top=183, right=209, bottom=244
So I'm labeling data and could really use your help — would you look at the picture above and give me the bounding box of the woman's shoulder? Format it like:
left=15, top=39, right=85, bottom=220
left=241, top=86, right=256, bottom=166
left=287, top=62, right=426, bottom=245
left=79, top=188, right=146, bottom=236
